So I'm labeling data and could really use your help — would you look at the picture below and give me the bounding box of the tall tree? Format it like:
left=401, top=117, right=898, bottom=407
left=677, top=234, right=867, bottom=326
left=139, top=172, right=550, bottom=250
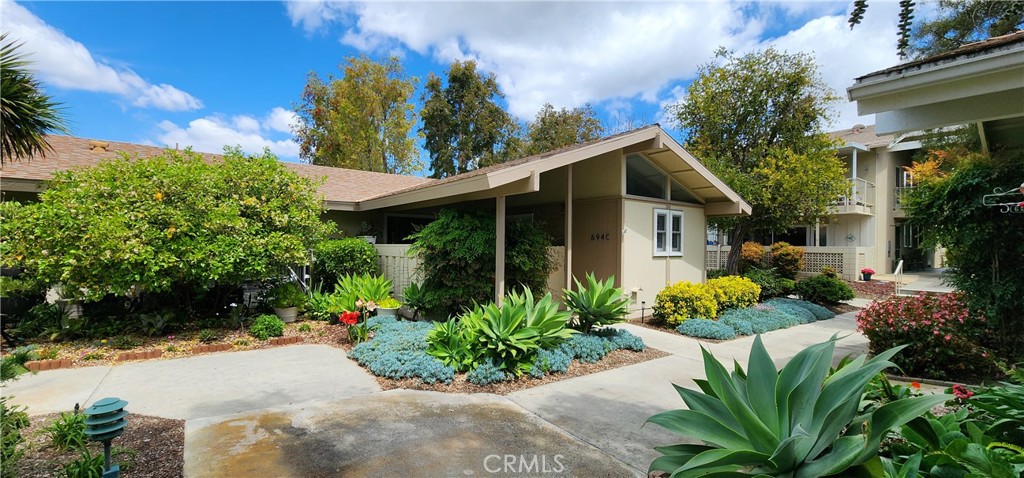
left=670, top=48, right=848, bottom=273
left=522, top=103, right=604, bottom=156
left=294, top=56, right=420, bottom=174
left=912, top=0, right=1024, bottom=58
left=420, top=60, right=517, bottom=178
left=0, top=34, right=69, bottom=166
left=849, top=0, right=1023, bottom=58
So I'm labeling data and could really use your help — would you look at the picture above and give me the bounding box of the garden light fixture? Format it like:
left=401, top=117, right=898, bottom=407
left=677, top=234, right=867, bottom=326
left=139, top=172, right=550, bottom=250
left=83, top=397, right=128, bottom=478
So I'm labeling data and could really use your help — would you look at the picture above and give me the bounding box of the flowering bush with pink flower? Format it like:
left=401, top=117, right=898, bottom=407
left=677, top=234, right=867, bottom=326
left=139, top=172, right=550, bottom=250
left=856, top=292, right=999, bottom=381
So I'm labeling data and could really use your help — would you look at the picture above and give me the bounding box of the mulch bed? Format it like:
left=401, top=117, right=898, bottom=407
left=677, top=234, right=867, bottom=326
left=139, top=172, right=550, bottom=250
left=847, top=279, right=896, bottom=300
left=9, top=413, right=184, bottom=478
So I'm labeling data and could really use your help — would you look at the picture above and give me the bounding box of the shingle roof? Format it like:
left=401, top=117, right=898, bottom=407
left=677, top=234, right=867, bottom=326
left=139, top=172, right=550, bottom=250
left=829, top=124, right=896, bottom=149
left=0, top=135, right=434, bottom=203
left=855, top=30, right=1024, bottom=81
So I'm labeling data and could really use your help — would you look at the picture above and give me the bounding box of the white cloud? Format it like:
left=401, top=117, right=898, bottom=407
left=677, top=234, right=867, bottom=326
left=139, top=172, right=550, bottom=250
left=288, top=1, right=907, bottom=131
left=3, top=0, right=202, bottom=111
left=764, top=3, right=902, bottom=129
left=288, top=0, right=764, bottom=119
left=264, top=107, right=298, bottom=134
left=155, top=109, right=300, bottom=160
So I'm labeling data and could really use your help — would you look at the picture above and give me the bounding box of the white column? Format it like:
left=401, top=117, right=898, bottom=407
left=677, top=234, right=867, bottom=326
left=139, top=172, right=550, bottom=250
left=814, top=220, right=821, bottom=247
left=565, top=164, right=573, bottom=290
left=851, top=149, right=859, bottom=204
left=496, top=195, right=506, bottom=306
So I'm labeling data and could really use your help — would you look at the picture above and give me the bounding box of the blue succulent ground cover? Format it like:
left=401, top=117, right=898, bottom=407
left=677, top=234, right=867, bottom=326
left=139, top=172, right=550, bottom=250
left=350, top=316, right=646, bottom=385
left=676, top=298, right=835, bottom=340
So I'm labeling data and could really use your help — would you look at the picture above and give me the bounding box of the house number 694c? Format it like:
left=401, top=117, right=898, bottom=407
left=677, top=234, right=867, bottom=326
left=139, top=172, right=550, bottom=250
left=590, top=233, right=610, bottom=241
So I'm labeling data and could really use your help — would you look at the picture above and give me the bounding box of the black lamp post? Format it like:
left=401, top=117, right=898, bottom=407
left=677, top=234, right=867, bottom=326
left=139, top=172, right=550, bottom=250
left=83, top=397, right=128, bottom=478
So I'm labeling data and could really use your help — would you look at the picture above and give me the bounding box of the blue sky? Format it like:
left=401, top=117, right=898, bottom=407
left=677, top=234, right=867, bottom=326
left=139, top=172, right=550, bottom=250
left=4, top=1, right=922, bottom=168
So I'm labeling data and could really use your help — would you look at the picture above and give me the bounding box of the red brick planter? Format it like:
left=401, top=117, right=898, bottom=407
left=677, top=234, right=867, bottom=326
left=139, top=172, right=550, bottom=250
left=115, top=349, right=163, bottom=362
left=191, top=343, right=232, bottom=354
left=269, top=336, right=303, bottom=346
left=25, top=359, right=73, bottom=372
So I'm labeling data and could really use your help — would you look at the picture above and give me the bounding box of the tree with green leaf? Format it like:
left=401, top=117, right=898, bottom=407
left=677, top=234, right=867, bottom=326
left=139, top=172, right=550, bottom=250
left=0, top=34, right=69, bottom=166
left=670, top=48, right=847, bottom=274
left=903, top=147, right=1024, bottom=361
left=420, top=60, right=519, bottom=178
left=1, top=147, right=334, bottom=305
left=295, top=56, right=421, bottom=174
left=912, top=0, right=1024, bottom=58
left=849, top=0, right=1023, bottom=58
left=522, top=103, right=604, bottom=156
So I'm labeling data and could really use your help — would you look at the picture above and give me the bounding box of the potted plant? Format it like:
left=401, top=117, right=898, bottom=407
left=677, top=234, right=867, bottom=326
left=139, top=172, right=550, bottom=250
left=376, top=297, right=400, bottom=316
left=268, top=282, right=305, bottom=323
left=357, top=221, right=380, bottom=244
left=54, top=283, right=84, bottom=320
left=861, top=267, right=875, bottom=282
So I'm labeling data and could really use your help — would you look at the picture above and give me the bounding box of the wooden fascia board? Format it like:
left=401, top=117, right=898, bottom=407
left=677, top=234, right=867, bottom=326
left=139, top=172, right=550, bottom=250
left=705, top=200, right=751, bottom=217
left=0, top=178, right=46, bottom=193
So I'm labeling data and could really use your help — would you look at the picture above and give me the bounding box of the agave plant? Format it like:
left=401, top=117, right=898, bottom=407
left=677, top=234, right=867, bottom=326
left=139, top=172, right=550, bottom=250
left=563, top=273, right=631, bottom=332
left=460, top=301, right=540, bottom=375
left=426, top=318, right=476, bottom=372
left=648, top=335, right=951, bottom=477
left=505, top=287, right=576, bottom=348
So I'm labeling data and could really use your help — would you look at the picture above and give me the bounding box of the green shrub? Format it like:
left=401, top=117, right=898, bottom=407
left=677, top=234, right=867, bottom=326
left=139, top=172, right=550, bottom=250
left=249, top=314, right=285, bottom=341
left=297, top=323, right=312, bottom=333
left=43, top=411, right=86, bottom=451
left=739, top=241, right=766, bottom=272
left=856, top=292, right=998, bottom=381
left=795, top=274, right=854, bottom=305
left=769, top=241, right=805, bottom=279
left=197, top=329, right=219, bottom=343
left=762, top=299, right=816, bottom=324
left=1, top=397, right=29, bottom=478
left=110, top=335, right=140, bottom=350
left=648, top=336, right=950, bottom=477
left=676, top=318, right=737, bottom=340
left=0, top=345, right=38, bottom=382
left=407, top=209, right=553, bottom=317
left=268, top=282, right=305, bottom=309
left=314, top=238, right=378, bottom=288
left=61, top=446, right=105, bottom=478
left=1, top=148, right=333, bottom=302
left=466, top=360, right=507, bottom=385
left=377, top=297, right=400, bottom=309
left=717, top=305, right=808, bottom=335
left=304, top=283, right=345, bottom=321
left=742, top=267, right=793, bottom=301
left=705, top=276, right=760, bottom=311
left=653, top=281, right=718, bottom=325
left=563, top=273, right=631, bottom=333
left=529, top=347, right=572, bottom=377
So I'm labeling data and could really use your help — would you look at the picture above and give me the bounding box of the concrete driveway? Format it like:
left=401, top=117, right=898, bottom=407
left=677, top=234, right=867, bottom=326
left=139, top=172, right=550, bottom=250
left=5, top=313, right=868, bottom=477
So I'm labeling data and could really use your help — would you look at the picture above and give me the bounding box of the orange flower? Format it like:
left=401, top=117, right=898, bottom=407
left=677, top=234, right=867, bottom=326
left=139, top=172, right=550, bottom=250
left=910, top=381, right=921, bottom=389
left=154, top=192, right=164, bottom=201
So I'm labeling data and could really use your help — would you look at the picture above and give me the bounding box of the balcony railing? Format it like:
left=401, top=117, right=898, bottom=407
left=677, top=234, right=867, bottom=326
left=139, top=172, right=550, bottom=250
left=834, top=177, right=875, bottom=214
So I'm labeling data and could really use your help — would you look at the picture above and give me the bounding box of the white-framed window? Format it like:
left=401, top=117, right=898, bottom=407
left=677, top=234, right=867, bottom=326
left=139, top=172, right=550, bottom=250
left=654, top=209, right=683, bottom=256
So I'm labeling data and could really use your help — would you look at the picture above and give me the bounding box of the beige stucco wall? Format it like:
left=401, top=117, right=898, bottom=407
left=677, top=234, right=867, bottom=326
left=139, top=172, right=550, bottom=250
left=620, top=198, right=705, bottom=308
left=571, top=151, right=623, bottom=199
left=322, top=210, right=386, bottom=239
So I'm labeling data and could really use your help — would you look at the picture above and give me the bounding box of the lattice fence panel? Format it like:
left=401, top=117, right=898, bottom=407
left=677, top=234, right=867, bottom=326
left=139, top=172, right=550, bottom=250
left=803, top=252, right=845, bottom=275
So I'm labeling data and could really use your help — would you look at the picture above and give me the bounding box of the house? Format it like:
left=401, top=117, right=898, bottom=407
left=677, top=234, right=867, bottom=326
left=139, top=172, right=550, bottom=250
left=709, top=32, right=1024, bottom=281
left=0, top=125, right=750, bottom=309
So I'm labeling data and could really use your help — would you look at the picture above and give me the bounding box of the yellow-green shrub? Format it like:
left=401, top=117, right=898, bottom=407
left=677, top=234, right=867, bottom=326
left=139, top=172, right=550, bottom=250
left=706, top=276, right=761, bottom=311
left=654, top=281, right=718, bottom=325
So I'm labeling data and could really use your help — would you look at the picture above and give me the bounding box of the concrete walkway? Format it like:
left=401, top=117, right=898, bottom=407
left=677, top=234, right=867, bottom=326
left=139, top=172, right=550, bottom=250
left=4, top=313, right=868, bottom=477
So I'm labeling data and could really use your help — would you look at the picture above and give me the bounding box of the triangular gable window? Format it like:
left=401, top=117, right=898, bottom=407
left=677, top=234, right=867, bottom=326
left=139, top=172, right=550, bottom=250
left=625, top=153, right=666, bottom=200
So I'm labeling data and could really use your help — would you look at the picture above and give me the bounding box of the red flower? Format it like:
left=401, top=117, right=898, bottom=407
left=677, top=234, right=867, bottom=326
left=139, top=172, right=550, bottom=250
left=910, top=381, right=921, bottom=389
left=339, top=311, right=359, bottom=326
left=952, top=384, right=974, bottom=400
